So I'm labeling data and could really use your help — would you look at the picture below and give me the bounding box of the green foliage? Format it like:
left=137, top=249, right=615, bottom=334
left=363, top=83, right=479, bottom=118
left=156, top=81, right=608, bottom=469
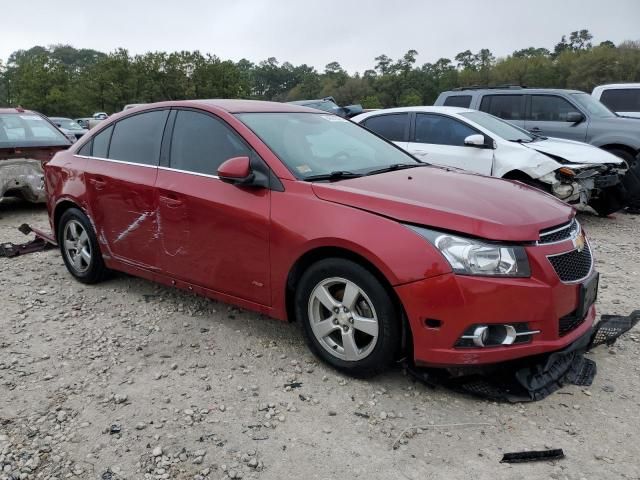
left=1, top=30, right=639, bottom=116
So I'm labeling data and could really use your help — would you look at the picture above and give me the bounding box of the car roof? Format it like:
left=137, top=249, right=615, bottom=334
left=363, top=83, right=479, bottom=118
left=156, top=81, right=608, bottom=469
left=0, top=108, right=39, bottom=115
left=128, top=99, right=322, bottom=114
left=352, top=106, right=474, bottom=121
left=442, top=88, right=584, bottom=95
left=593, top=83, right=640, bottom=90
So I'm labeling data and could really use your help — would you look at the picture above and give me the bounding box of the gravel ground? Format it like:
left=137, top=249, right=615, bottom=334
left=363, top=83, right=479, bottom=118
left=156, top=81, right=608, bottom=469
left=1, top=200, right=639, bottom=480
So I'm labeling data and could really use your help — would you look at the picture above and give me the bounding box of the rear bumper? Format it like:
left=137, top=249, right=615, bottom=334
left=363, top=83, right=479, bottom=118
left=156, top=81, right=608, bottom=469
left=0, top=159, right=46, bottom=203
left=396, top=271, right=596, bottom=367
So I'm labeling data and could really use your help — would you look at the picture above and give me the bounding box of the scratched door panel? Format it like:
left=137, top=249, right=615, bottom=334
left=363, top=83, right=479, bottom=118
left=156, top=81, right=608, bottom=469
left=155, top=168, right=271, bottom=306
left=85, top=159, right=159, bottom=267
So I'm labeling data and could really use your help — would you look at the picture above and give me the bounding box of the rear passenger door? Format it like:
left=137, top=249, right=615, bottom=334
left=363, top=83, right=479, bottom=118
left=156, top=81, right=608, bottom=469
left=155, top=108, right=271, bottom=305
left=524, top=95, right=588, bottom=141
left=478, top=94, right=526, bottom=129
left=407, top=113, right=493, bottom=175
left=83, top=109, right=169, bottom=268
left=360, top=113, right=409, bottom=150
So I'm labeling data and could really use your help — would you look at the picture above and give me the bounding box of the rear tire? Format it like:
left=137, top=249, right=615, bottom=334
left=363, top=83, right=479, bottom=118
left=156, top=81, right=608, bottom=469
left=295, top=258, right=400, bottom=377
left=58, top=208, right=108, bottom=284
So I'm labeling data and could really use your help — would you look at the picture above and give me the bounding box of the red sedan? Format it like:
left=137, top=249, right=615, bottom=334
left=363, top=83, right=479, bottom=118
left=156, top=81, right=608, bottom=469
left=43, top=100, right=597, bottom=376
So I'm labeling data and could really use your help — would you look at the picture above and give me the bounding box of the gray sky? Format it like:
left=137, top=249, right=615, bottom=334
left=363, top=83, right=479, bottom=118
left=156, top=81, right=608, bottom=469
left=2, top=0, right=639, bottom=73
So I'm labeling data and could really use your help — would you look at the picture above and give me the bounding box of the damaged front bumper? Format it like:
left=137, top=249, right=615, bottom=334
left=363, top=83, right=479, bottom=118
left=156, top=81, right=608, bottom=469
left=0, top=158, right=46, bottom=203
left=408, top=310, right=640, bottom=402
left=540, top=164, right=627, bottom=215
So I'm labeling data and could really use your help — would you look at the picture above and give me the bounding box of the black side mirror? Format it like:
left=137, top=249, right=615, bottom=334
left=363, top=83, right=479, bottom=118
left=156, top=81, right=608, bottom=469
left=566, top=112, right=585, bottom=124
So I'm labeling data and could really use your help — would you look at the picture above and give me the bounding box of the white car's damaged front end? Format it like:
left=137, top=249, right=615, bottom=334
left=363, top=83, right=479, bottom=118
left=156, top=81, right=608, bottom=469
left=494, top=137, right=627, bottom=215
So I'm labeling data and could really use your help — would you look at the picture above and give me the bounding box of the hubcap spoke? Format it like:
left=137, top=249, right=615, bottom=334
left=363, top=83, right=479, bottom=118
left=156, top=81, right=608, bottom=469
left=352, top=314, right=378, bottom=337
left=80, top=247, right=91, bottom=264
left=341, top=282, right=360, bottom=310
left=313, top=285, right=339, bottom=311
left=341, top=330, right=359, bottom=361
left=314, top=318, right=339, bottom=338
left=72, top=254, right=83, bottom=270
left=69, top=222, right=80, bottom=240
left=77, top=231, right=88, bottom=247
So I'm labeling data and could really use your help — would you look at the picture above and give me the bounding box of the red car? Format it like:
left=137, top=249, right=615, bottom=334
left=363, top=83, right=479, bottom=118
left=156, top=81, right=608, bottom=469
left=43, top=100, right=597, bottom=376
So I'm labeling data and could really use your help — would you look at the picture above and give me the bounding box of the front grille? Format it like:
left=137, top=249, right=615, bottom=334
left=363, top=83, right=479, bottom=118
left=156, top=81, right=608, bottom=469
left=538, top=219, right=578, bottom=244
left=559, top=310, right=586, bottom=336
left=547, top=245, right=593, bottom=282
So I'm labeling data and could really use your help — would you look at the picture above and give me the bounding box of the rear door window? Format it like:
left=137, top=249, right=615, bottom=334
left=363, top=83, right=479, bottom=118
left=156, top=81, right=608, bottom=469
left=479, top=95, right=525, bottom=120
left=443, top=95, right=472, bottom=108
left=600, top=89, right=640, bottom=113
left=529, top=95, right=581, bottom=121
left=362, top=113, right=409, bottom=142
left=169, top=109, right=250, bottom=175
left=108, top=110, right=169, bottom=166
left=414, top=113, right=477, bottom=146
left=91, top=126, right=113, bottom=158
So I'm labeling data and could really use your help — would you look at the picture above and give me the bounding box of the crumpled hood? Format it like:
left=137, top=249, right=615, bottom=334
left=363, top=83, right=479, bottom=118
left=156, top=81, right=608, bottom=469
left=311, top=166, right=573, bottom=242
left=524, top=137, right=624, bottom=165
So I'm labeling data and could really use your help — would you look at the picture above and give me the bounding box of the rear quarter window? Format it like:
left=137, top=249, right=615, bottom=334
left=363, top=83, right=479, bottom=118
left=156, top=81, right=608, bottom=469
left=443, top=95, right=472, bottom=108
left=91, top=126, right=113, bottom=158
left=600, top=89, right=640, bottom=113
left=362, top=113, right=409, bottom=142
left=479, top=95, right=525, bottom=120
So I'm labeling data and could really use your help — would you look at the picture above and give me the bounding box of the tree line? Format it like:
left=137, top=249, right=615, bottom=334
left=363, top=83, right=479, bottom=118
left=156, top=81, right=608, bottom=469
left=0, top=30, right=639, bottom=118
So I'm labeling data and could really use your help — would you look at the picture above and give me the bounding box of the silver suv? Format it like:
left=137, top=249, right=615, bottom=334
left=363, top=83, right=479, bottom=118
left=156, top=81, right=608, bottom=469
left=435, top=87, right=640, bottom=208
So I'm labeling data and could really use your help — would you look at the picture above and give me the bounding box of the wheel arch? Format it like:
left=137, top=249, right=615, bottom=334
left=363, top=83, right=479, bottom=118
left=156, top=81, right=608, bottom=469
left=599, top=143, right=638, bottom=160
left=285, top=246, right=412, bottom=357
left=53, top=199, right=83, bottom=238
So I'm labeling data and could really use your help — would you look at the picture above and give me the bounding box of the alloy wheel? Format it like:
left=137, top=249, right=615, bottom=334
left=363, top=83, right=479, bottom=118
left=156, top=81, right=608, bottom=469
left=307, top=277, right=379, bottom=361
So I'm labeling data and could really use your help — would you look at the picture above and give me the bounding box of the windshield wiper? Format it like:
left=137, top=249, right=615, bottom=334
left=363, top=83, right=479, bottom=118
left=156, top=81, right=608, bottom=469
left=509, top=138, right=533, bottom=144
left=303, top=171, right=363, bottom=182
left=366, top=163, right=428, bottom=176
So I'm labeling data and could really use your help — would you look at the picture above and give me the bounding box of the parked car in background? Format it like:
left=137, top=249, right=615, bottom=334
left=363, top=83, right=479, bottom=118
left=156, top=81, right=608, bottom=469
left=93, top=112, right=108, bottom=120
left=74, top=117, right=91, bottom=129
left=123, top=103, right=146, bottom=111
left=49, top=117, right=88, bottom=141
left=434, top=87, right=640, bottom=163
left=592, top=84, right=640, bottom=119
left=1, top=108, right=71, bottom=203
left=46, top=100, right=599, bottom=376
left=353, top=107, right=627, bottom=215
left=435, top=87, right=640, bottom=208
left=287, top=96, right=363, bottom=118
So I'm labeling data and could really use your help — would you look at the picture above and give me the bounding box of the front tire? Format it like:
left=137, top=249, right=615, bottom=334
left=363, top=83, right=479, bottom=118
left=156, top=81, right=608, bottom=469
left=58, top=208, right=108, bottom=284
left=295, top=258, right=400, bottom=377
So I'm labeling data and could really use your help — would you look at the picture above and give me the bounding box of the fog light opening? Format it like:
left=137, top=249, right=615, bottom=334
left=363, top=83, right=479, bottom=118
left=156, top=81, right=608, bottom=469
left=458, top=324, right=540, bottom=348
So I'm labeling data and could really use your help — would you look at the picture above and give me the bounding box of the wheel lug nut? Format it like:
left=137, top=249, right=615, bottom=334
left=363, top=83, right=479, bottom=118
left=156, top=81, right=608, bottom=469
left=342, top=325, right=349, bottom=332
left=348, top=318, right=354, bottom=324
left=333, top=307, right=340, bottom=313
left=332, top=318, right=338, bottom=325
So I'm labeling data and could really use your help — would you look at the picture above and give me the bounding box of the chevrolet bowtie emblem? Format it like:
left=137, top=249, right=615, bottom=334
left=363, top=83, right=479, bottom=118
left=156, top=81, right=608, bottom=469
left=573, top=232, right=585, bottom=252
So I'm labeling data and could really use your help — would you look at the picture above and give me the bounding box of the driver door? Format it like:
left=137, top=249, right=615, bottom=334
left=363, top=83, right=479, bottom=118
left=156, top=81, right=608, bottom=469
left=406, top=113, right=493, bottom=175
left=524, top=94, right=588, bottom=141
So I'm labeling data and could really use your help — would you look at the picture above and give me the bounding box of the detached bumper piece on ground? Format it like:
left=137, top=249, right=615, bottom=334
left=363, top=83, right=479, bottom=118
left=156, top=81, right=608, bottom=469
left=501, top=449, right=565, bottom=463
left=409, top=311, right=640, bottom=402
left=0, top=224, right=56, bottom=258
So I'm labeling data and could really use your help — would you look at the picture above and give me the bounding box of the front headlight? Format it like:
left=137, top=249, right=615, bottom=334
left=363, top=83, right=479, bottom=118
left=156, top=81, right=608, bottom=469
left=407, top=225, right=530, bottom=277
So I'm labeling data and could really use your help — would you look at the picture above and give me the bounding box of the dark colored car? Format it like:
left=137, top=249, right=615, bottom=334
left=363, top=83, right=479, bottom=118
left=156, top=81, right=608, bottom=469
left=44, top=100, right=598, bottom=376
left=288, top=97, right=363, bottom=118
left=50, top=117, right=89, bottom=141
left=1, top=108, right=71, bottom=203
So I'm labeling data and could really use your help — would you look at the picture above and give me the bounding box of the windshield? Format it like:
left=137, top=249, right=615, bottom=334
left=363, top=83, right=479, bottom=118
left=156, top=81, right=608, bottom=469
left=237, top=113, right=419, bottom=179
left=571, top=93, right=616, bottom=118
left=52, top=118, right=84, bottom=130
left=0, top=113, right=71, bottom=148
left=460, top=111, right=534, bottom=142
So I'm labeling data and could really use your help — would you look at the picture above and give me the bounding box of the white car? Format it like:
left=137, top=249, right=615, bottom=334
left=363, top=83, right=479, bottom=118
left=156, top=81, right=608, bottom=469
left=592, top=83, right=640, bottom=119
left=352, top=107, right=627, bottom=215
